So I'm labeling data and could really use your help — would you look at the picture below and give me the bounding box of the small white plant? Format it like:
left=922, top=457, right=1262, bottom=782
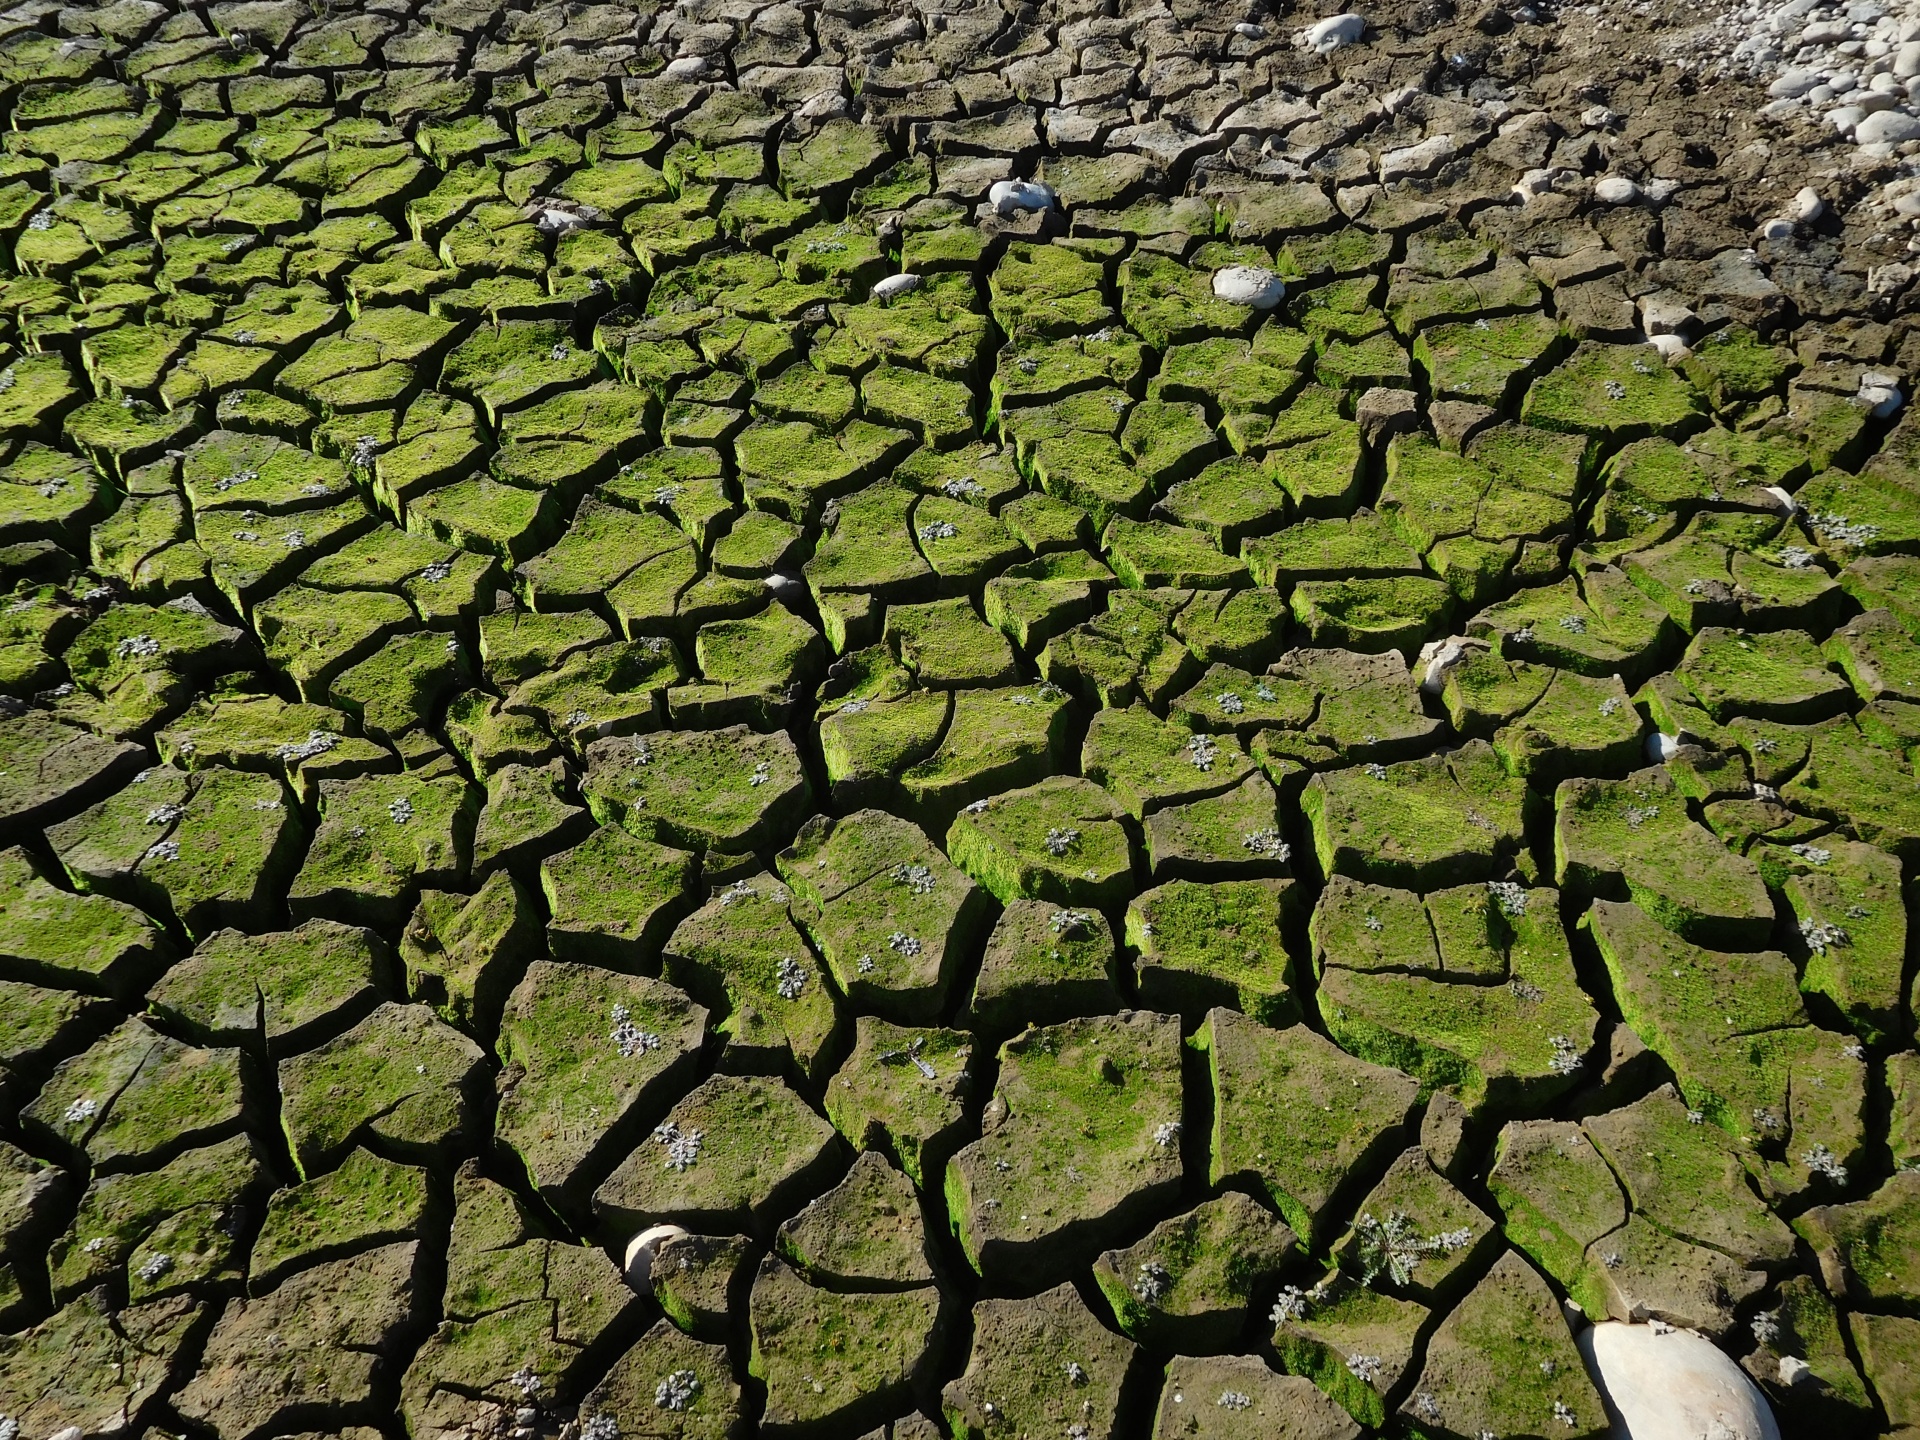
left=655, top=1369, right=700, bottom=1411
left=1487, top=880, right=1527, bottom=917
left=775, top=956, right=808, bottom=999
left=1804, top=1144, right=1848, bottom=1184
left=1044, top=827, right=1079, bottom=856
left=1134, top=1261, right=1171, bottom=1303
left=654, top=1121, right=703, bottom=1172
left=388, top=796, right=414, bottom=825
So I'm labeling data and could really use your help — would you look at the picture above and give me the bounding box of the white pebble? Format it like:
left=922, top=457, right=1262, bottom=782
left=872, top=273, right=923, bottom=301
left=1768, top=68, right=1823, bottom=97
left=623, top=1224, right=690, bottom=1291
left=1578, top=1323, right=1780, bottom=1440
left=1211, top=265, right=1286, bottom=308
left=1594, top=175, right=1643, bottom=205
left=1304, top=13, right=1366, bottom=52
left=1647, top=333, right=1691, bottom=361
left=989, top=179, right=1056, bottom=217
left=661, top=55, right=706, bottom=78
left=1856, top=108, right=1920, bottom=143
left=1789, top=186, right=1826, bottom=221
left=1758, top=216, right=1797, bottom=241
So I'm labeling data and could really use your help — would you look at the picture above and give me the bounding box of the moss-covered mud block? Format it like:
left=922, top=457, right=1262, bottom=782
left=173, top=1241, right=423, bottom=1440
left=496, top=962, right=708, bottom=1203
left=290, top=771, right=478, bottom=927
left=1269, top=1279, right=1428, bottom=1428
left=278, top=1001, right=486, bottom=1177
left=1794, top=1170, right=1920, bottom=1308
left=584, top=723, right=811, bottom=853
left=25, top=1016, right=243, bottom=1172
left=1555, top=767, right=1774, bottom=948
left=1143, top=771, right=1292, bottom=881
left=399, top=868, right=542, bottom=1036
left=963, top=899, right=1122, bottom=1038
left=1488, top=1118, right=1627, bottom=1317
left=148, top=919, right=387, bottom=1056
left=825, top=1016, right=971, bottom=1189
left=1197, top=1007, right=1419, bottom=1243
left=577, top=1318, right=744, bottom=1440
left=540, top=824, right=695, bottom=968
left=0, top=844, right=166, bottom=998
left=1304, top=739, right=1531, bottom=889
left=1091, top=1190, right=1296, bottom=1351
left=946, top=1011, right=1184, bottom=1281
left=249, top=1146, right=432, bottom=1294
left=1396, top=1249, right=1606, bottom=1439
left=1759, top=836, right=1908, bottom=1044
left=1151, top=1355, right=1360, bottom=1440
left=1316, top=880, right=1600, bottom=1116
left=1082, top=704, right=1257, bottom=819
left=1583, top=899, right=1868, bottom=1191
left=943, top=1282, right=1138, bottom=1440
left=594, top=1071, right=843, bottom=1237
left=663, top=871, right=838, bottom=1080
left=778, top=807, right=990, bottom=1023
left=946, top=775, right=1134, bottom=908
left=1127, top=877, right=1299, bottom=1027
left=776, top=1148, right=936, bottom=1289
left=749, top=1253, right=944, bottom=1438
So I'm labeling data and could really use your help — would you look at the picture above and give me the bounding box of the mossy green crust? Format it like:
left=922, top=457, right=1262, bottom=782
left=583, top=722, right=811, bottom=853
left=1040, top=588, right=1202, bottom=708
left=1269, top=1278, right=1428, bottom=1428
left=946, top=1011, right=1184, bottom=1280
left=824, top=1016, right=971, bottom=1189
left=538, top=824, right=695, bottom=967
left=1303, top=739, right=1530, bottom=889
left=777, top=807, right=988, bottom=1022
left=775, top=1147, right=936, bottom=1288
left=1197, top=1007, right=1419, bottom=1243
left=1396, top=1250, right=1606, bottom=1440
left=1142, top=771, right=1291, bottom=881
left=663, top=869, right=836, bottom=1080
left=1675, top=625, right=1851, bottom=724
left=402, top=1161, right=637, bottom=1433
left=942, top=1282, right=1138, bottom=1440
left=148, top=919, right=386, bottom=1056
left=1779, top=716, right=1920, bottom=861
left=578, top=1318, right=744, bottom=1439
left=25, top=1016, right=243, bottom=1172
left=1521, top=341, right=1706, bottom=441
left=945, top=774, right=1134, bottom=907
left=1758, top=836, right=1908, bottom=1044
left=249, top=1146, right=431, bottom=1294
left=1317, top=880, right=1600, bottom=1116
left=884, top=596, right=1019, bottom=689
left=1555, top=766, right=1773, bottom=947
left=0, top=844, right=165, bottom=997
left=1488, top=1118, right=1627, bottom=1316
left=0, top=1289, right=202, bottom=1440
left=47, top=1132, right=261, bottom=1303
left=496, top=961, right=708, bottom=1200
left=1091, top=1190, right=1296, bottom=1349
left=1151, top=1355, right=1360, bottom=1440
left=1585, top=1085, right=1794, bottom=1269
left=1332, top=1146, right=1496, bottom=1304
left=1082, top=703, right=1256, bottom=819
left=593, top=1071, right=843, bottom=1236
left=1796, top=1171, right=1920, bottom=1308
left=964, top=898, right=1122, bottom=1037
left=277, top=1001, right=485, bottom=1177
left=290, top=770, right=478, bottom=927
left=1583, top=899, right=1867, bottom=1192
left=1127, top=877, right=1298, bottom=1027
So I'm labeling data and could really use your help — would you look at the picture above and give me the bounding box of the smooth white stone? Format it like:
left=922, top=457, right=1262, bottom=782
left=623, top=1223, right=691, bottom=1291
left=1211, top=265, right=1286, bottom=308
left=1594, top=175, right=1643, bottom=204
left=871, top=272, right=923, bottom=301
left=1856, top=108, right=1920, bottom=142
left=1305, top=12, right=1366, bottom=52
left=988, top=178, right=1056, bottom=216
left=1577, top=1322, right=1779, bottom=1440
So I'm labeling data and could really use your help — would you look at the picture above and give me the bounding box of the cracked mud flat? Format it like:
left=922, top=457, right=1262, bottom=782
left=0, top=0, right=1919, bottom=1437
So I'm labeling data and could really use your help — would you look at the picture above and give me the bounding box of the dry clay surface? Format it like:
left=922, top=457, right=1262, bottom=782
left=0, top=0, right=1919, bottom=1438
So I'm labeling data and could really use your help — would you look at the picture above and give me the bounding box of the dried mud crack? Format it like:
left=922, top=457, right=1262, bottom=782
left=0, top=0, right=1917, bottom=1438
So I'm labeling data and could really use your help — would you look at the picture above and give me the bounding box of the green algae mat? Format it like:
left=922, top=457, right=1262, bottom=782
left=0, top=5, right=1918, bottom=1440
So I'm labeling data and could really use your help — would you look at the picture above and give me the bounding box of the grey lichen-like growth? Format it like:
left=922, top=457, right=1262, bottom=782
left=1242, top=828, right=1290, bottom=860
left=1623, top=804, right=1658, bottom=829
left=888, top=931, right=923, bottom=958
left=137, top=1252, right=174, bottom=1281
left=1487, top=880, right=1528, bottom=917
left=1363, top=762, right=1390, bottom=780
left=1051, top=909, right=1093, bottom=934
left=654, top=1121, right=704, bottom=1172
left=1552, top=1400, right=1578, bottom=1428
left=610, top=1004, right=661, bottom=1057
left=1352, top=1211, right=1475, bottom=1288
left=1153, top=1119, right=1182, bottom=1149
left=387, top=796, right=414, bottom=826
left=918, top=520, right=958, bottom=541
left=275, top=730, right=339, bottom=762
left=1416, top=1391, right=1442, bottom=1420
left=1803, top=1144, right=1849, bottom=1183
left=1791, top=843, right=1832, bottom=865
left=775, top=955, right=809, bottom=999
left=748, top=760, right=772, bottom=787
left=1271, top=1286, right=1311, bottom=1324
left=116, top=633, right=161, bottom=659
left=1186, top=734, right=1220, bottom=772
left=1044, top=827, right=1080, bottom=856
left=1216, top=691, right=1246, bottom=715
left=890, top=862, right=936, bottom=894
left=1347, top=1353, right=1385, bottom=1384
left=1063, top=1360, right=1088, bottom=1386
left=1548, top=1035, right=1583, bottom=1075
left=1217, top=1390, right=1252, bottom=1411
left=1800, top=918, right=1848, bottom=955
left=1751, top=1310, right=1780, bottom=1344
left=655, top=1369, right=701, bottom=1411
left=1134, top=1261, right=1172, bottom=1303
left=146, top=838, right=180, bottom=863
left=579, top=1416, right=619, bottom=1440
left=509, top=1365, right=541, bottom=1397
